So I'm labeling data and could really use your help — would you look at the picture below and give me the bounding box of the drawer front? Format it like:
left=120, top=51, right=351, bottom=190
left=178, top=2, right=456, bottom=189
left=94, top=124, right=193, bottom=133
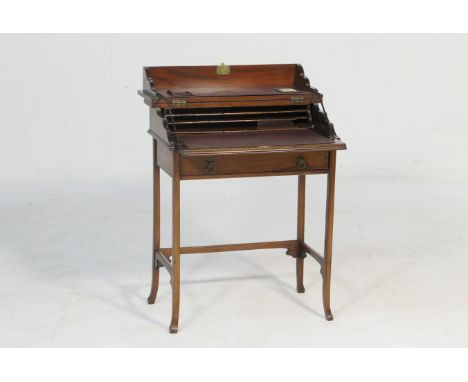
left=180, top=151, right=329, bottom=177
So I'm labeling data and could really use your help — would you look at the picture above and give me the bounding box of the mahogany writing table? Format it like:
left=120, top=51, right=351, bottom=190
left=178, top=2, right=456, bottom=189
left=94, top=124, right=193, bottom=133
left=138, top=64, right=346, bottom=333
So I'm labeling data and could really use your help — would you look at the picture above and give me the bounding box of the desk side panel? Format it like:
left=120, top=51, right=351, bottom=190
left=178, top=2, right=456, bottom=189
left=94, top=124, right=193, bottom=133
left=155, top=139, right=173, bottom=177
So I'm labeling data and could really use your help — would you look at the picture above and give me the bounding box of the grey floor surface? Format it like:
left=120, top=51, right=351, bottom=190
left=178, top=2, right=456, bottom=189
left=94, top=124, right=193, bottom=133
left=1, top=175, right=467, bottom=347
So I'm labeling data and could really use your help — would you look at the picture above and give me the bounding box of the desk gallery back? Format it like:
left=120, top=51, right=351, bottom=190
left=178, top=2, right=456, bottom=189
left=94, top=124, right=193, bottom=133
left=138, top=64, right=346, bottom=333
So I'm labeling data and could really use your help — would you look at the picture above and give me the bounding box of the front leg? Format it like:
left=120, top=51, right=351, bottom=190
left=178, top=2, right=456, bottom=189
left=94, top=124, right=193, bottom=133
left=322, top=151, right=336, bottom=321
left=169, top=152, right=181, bottom=333
left=147, top=253, right=160, bottom=304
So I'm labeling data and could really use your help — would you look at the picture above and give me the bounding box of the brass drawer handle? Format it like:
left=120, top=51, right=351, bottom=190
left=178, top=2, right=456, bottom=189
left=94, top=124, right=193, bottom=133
left=203, top=159, right=215, bottom=172
left=297, top=155, right=306, bottom=170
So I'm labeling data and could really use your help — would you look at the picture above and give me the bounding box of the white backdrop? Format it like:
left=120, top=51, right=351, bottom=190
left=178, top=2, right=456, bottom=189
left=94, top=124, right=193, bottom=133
left=2, top=34, right=468, bottom=182
left=1, top=34, right=468, bottom=346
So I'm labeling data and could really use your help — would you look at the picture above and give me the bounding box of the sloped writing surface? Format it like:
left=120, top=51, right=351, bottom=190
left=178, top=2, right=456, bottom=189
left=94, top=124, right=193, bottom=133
left=178, top=129, right=346, bottom=152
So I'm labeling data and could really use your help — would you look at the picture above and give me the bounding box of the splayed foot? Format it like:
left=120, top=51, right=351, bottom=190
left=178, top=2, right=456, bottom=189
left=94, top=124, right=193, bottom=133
left=169, top=319, right=179, bottom=334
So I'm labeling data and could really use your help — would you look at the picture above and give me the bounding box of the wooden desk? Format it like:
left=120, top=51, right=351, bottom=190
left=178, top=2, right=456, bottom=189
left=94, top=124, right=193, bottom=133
left=139, top=64, right=346, bottom=333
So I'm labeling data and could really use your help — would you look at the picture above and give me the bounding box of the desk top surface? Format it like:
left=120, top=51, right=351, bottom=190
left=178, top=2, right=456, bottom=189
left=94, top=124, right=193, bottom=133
left=140, top=64, right=323, bottom=108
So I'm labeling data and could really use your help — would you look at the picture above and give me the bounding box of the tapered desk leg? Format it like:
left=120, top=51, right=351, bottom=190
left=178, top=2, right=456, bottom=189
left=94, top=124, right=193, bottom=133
left=170, top=152, right=181, bottom=334
left=296, top=175, right=306, bottom=293
left=148, top=139, right=160, bottom=304
left=323, top=151, right=336, bottom=321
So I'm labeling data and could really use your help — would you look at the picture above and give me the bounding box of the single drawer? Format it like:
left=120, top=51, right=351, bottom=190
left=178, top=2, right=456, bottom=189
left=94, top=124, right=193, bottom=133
left=180, top=150, right=329, bottom=177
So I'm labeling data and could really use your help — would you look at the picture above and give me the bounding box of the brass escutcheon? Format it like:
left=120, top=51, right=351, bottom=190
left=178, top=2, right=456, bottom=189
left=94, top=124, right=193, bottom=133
left=204, top=159, right=215, bottom=172
left=297, top=155, right=306, bottom=170
left=216, top=63, right=230, bottom=75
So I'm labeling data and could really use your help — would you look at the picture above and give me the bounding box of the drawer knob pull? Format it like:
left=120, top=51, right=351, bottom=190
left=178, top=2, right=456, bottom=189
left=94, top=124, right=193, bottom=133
left=297, top=156, right=306, bottom=170
left=204, top=159, right=215, bottom=172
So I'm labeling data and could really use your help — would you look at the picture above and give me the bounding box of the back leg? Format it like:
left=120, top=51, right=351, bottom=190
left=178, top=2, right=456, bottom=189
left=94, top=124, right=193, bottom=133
left=148, top=139, right=161, bottom=304
left=147, top=255, right=160, bottom=304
